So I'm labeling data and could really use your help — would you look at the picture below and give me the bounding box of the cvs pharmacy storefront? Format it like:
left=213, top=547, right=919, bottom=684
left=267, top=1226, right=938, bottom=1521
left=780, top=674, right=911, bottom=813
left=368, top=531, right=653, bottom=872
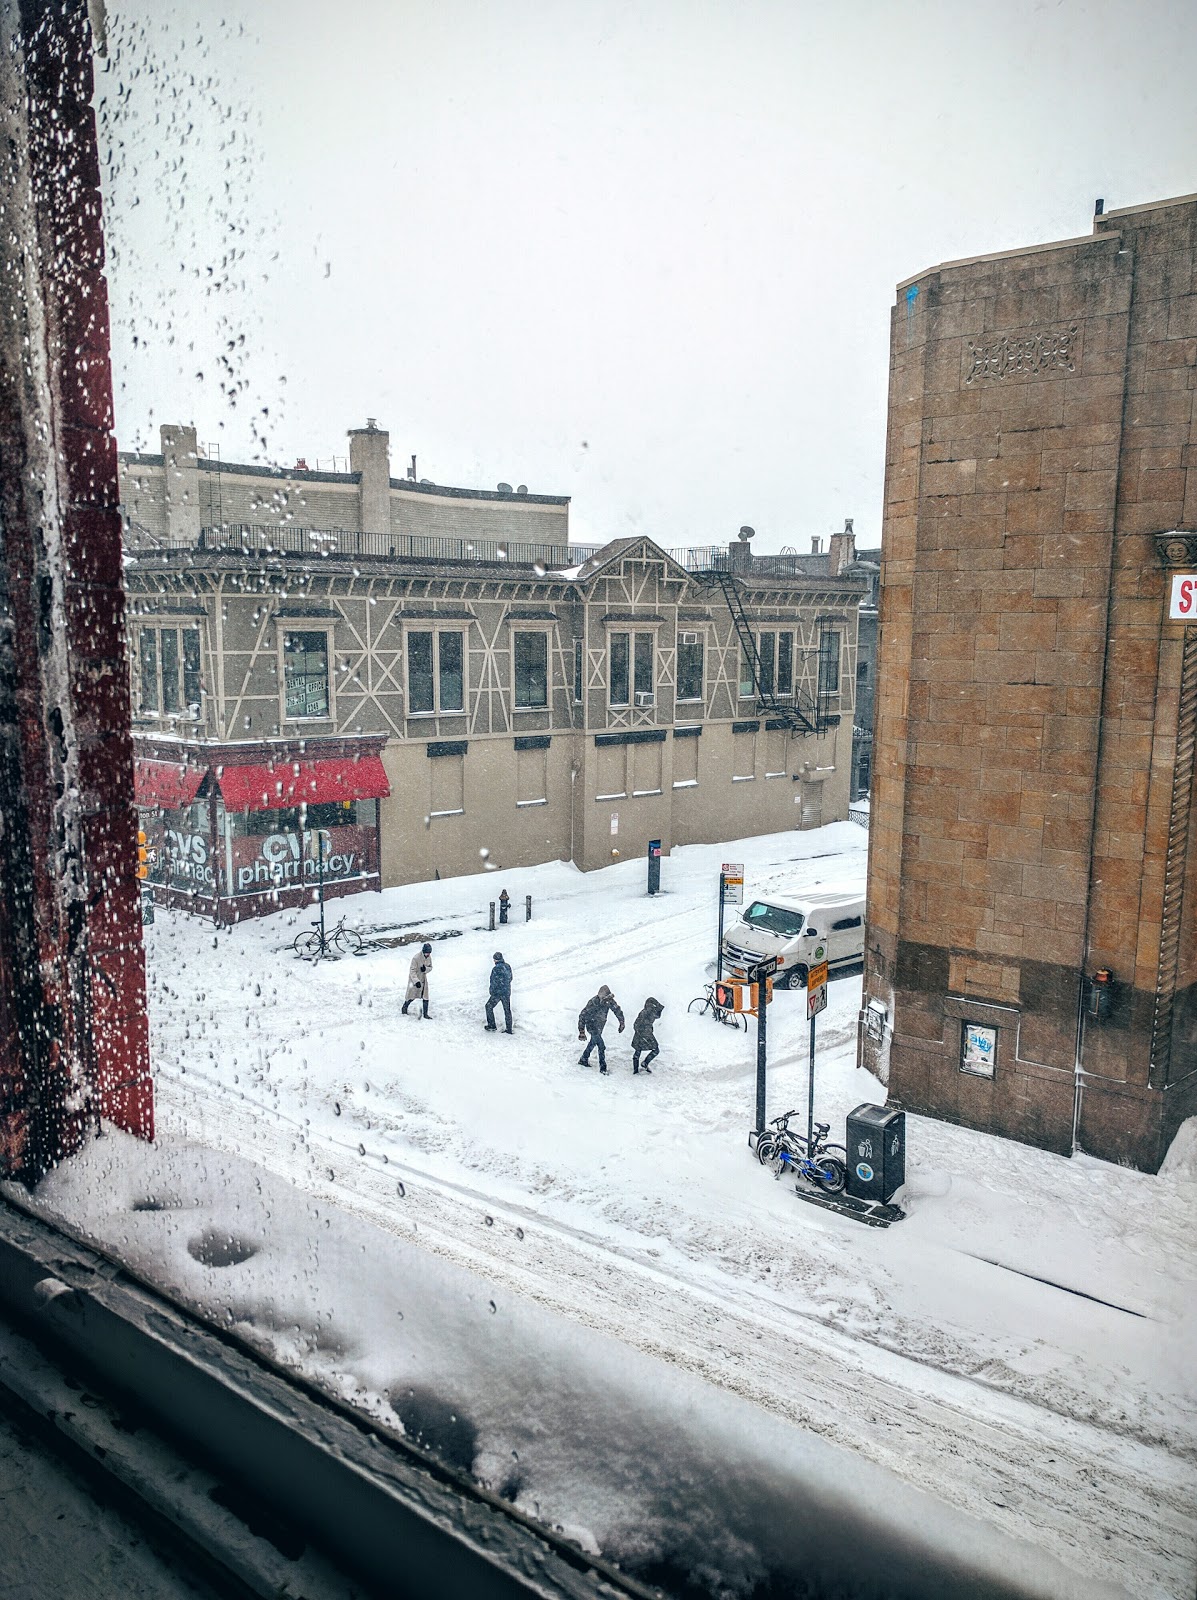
left=134, top=736, right=389, bottom=922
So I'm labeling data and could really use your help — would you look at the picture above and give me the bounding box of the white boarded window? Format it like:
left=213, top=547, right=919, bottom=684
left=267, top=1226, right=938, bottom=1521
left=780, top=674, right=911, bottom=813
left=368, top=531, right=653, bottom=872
left=733, top=730, right=756, bottom=780
left=430, top=753, right=464, bottom=815
left=596, top=742, right=625, bottom=798
left=673, top=735, right=699, bottom=788
left=632, top=740, right=662, bottom=795
left=517, top=745, right=547, bottom=805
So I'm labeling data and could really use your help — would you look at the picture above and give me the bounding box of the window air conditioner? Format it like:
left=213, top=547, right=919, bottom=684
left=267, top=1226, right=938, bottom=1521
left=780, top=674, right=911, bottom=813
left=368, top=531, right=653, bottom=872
left=635, top=691, right=655, bottom=707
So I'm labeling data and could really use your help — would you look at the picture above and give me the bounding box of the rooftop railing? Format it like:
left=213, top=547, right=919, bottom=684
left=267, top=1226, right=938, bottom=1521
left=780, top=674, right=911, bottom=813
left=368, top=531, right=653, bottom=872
left=123, top=522, right=835, bottom=578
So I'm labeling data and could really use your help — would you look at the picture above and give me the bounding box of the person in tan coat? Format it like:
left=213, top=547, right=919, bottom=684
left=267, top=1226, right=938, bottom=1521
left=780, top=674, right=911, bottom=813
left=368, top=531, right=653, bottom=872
left=402, top=943, right=433, bottom=1018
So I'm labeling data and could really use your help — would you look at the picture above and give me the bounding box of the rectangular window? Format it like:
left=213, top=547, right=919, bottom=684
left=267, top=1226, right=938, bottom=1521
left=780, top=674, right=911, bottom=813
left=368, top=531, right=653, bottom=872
left=284, top=631, right=330, bottom=719
left=758, top=632, right=776, bottom=696
left=514, top=631, right=548, bottom=709
left=137, top=624, right=204, bottom=719
left=818, top=630, right=841, bottom=696
left=182, top=628, right=202, bottom=710
left=733, top=729, right=756, bottom=779
left=777, top=632, right=793, bottom=696
left=438, top=631, right=464, bottom=712
left=573, top=638, right=583, bottom=703
left=676, top=633, right=703, bottom=702
left=739, top=644, right=754, bottom=699
left=160, top=628, right=181, bottom=713
left=138, top=628, right=159, bottom=714
left=407, top=632, right=434, bottom=714
left=634, top=634, right=653, bottom=700
left=407, top=629, right=465, bottom=714
left=430, top=752, right=464, bottom=815
left=673, top=731, right=699, bottom=787
left=610, top=632, right=630, bottom=706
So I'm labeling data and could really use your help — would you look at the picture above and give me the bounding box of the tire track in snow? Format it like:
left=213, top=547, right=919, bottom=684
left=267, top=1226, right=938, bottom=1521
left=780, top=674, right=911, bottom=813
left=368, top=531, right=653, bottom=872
left=157, top=1073, right=1197, bottom=1600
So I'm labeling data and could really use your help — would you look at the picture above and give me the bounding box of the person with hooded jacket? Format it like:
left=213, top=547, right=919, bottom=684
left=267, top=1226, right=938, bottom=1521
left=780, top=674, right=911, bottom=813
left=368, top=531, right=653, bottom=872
left=631, top=997, right=664, bottom=1074
left=484, top=951, right=513, bottom=1033
left=402, top=943, right=433, bottom=1018
left=577, top=984, right=624, bottom=1073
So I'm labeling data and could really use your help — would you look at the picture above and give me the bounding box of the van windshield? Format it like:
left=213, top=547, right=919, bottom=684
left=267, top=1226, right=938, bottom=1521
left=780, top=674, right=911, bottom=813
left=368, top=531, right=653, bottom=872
left=742, top=901, right=805, bottom=937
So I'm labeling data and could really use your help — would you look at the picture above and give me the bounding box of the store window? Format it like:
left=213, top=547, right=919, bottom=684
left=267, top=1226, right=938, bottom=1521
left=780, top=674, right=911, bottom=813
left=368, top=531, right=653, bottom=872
left=676, top=631, right=703, bottom=703
left=137, top=624, right=202, bottom=718
left=407, top=629, right=466, bottom=715
left=739, top=644, right=754, bottom=698
left=514, top=631, right=548, bottom=709
left=282, top=630, right=331, bottom=719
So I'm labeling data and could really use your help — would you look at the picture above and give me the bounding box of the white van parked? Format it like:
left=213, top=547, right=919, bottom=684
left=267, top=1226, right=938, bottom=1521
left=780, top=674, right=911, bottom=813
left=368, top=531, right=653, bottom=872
left=722, top=883, right=865, bottom=990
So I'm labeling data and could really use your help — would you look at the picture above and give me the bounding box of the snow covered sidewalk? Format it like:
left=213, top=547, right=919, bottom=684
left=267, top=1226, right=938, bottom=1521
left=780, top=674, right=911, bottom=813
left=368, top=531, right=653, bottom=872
left=12, top=824, right=1197, bottom=1595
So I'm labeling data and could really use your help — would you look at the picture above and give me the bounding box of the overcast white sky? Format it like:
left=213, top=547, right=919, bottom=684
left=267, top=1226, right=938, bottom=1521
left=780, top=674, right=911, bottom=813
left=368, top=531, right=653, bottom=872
left=99, top=1, right=1197, bottom=552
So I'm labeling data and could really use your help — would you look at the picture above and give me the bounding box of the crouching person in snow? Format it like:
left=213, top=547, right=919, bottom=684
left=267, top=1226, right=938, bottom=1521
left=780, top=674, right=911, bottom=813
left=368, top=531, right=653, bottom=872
left=485, top=951, right=513, bottom=1034
left=402, top=943, right=433, bottom=1018
left=631, top=997, right=663, bottom=1074
left=577, top=984, right=624, bottom=1074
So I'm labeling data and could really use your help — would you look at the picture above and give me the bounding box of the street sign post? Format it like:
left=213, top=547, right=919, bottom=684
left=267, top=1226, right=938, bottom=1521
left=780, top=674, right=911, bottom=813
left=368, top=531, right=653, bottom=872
left=716, top=863, right=744, bottom=983
left=805, top=954, right=828, bottom=1148
left=753, top=954, right=778, bottom=1134
left=647, top=838, right=662, bottom=896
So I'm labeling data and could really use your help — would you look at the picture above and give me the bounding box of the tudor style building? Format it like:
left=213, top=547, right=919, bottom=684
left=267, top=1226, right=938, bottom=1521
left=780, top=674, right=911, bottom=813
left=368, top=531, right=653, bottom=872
left=119, top=425, right=864, bottom=919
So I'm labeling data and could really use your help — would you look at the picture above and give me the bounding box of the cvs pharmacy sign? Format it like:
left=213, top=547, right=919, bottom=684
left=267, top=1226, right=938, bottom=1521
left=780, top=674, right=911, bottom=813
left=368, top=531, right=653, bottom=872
left=1171, top=574, right=1197, bottom=619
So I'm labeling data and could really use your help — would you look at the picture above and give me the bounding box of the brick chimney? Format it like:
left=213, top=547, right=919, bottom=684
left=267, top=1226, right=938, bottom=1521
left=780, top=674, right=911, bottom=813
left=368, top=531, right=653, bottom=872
left=829, top=517, right=856, bottom=575
left=348, top=418, right=391, bottom=538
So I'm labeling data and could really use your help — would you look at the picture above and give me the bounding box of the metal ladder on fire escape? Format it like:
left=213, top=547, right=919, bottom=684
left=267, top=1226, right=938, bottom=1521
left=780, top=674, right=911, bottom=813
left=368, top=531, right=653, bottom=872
left=697, top=568, right=825, bottom=734
left=1149, top=624, right=1197, bottom=1082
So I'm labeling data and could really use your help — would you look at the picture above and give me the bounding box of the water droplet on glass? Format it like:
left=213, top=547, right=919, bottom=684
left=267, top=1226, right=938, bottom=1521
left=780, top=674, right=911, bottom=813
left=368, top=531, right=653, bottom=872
left=396, top=1181, right=405, bottom=1198
left=488, top=1300, right=497, bottom=1314
left=484, top=1215, right=493, bottom=1227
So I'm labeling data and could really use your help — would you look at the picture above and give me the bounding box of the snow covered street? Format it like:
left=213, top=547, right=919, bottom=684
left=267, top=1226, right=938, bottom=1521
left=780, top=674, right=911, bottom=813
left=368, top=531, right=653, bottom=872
left=16, top=823, right=1197, bottom=1596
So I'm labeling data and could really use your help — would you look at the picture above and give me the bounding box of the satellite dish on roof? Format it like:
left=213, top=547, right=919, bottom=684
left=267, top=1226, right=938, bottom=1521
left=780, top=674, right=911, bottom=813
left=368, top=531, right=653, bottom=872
left=738, top=525, right=755, bottom=542
left=497, top=482, right=513, bottom=494
left=517, top=484, right=528, bottom=495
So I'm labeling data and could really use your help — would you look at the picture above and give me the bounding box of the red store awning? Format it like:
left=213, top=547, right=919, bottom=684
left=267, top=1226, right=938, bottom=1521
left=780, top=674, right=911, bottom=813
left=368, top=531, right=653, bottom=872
left=216, top=754, right=391, bottom=811
left=134, top=758, right=205, bottom=811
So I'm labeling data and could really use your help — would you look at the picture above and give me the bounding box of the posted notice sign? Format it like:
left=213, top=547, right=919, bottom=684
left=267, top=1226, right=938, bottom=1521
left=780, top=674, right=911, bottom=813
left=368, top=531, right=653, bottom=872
left=807, top=959, right=829, bottom=1020
left=721, top=862, right=744, bottom=906
left=1169, top=574, right=1197, bottom=619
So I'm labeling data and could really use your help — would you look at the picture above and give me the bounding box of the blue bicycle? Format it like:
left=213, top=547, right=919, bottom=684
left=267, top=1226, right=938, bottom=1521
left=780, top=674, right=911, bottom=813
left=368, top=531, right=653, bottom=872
left=754, top=1110, right=847, bottom=1194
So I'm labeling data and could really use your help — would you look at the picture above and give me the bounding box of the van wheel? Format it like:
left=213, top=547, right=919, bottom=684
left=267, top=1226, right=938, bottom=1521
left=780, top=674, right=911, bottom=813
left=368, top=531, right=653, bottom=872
left=790, top=965, right=809, bottom=989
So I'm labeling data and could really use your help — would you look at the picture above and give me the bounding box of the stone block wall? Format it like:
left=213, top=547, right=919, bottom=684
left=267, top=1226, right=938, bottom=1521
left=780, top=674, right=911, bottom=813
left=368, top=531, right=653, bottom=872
left=861, top=195, right=1197, bottom=1171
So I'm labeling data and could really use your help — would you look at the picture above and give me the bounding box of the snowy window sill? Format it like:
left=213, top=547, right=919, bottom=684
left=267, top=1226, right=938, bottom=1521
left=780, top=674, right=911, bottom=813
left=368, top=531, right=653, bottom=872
left=429, top=808, right=465, bottom=818
left=672, top=779, right=698, bottom=789
left=632, top=788, right=662, bottom=797
left=732, top=774, right=755, bottom=782
left=765, top=771, right=787, bottom=779
left=595, top=792, right=626, bottom=801
left=516, top=798, right=547, bottom=808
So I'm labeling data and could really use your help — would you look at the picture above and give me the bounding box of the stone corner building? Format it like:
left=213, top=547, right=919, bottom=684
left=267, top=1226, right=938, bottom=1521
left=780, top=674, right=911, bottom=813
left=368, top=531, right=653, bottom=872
left=859, top=192, right=1197, bottom=1173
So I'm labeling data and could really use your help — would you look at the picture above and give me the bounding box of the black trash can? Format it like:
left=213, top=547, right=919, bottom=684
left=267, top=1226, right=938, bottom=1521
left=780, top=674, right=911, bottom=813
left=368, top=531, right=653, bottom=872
left=845, top=1104, right=905, bottom=1203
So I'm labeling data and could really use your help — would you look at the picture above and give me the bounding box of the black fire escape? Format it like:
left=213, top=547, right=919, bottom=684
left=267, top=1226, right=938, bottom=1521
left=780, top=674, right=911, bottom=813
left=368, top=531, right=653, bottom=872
left=696, top=569, right=838, bottom=735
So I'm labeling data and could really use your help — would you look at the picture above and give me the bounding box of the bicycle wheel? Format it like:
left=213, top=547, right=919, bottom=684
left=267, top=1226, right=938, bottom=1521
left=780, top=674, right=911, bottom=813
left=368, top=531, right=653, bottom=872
left=811, top=1156, right=846, bottom=1194
left=293, top=929, right=322, bottom=961
left=687, top=996, right=709, bottom=1016
left=727, top=1010, right=748, bottom=1032
left=338, top=926, right=365, bottom=956
left=755, top=1135, right=778, bottom=1167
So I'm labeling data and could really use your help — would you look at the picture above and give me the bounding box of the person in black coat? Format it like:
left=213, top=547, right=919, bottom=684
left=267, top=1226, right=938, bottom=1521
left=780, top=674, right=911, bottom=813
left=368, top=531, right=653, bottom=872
left=484, top=951, right=513, bottom=1033
left=631, top=997, right=663, bottom=1074
left=577, top=985, right=624, bottom=1074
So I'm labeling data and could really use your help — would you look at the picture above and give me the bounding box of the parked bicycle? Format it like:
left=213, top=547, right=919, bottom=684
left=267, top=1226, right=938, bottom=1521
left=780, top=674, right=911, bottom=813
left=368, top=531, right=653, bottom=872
left=292, top=914, right=365, bottom=962
left=754, top=1109, right=847, bottom=1193
left=687, top=981, right=748, bottom=1032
